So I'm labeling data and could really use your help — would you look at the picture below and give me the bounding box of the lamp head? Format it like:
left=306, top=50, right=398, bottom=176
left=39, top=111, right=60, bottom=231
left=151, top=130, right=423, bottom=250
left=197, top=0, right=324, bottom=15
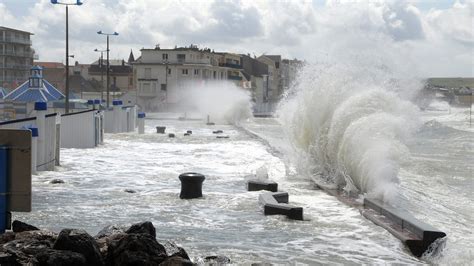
left=76, top=0, right=83, bottom=5
left=113, top=32, right=119, bottom=36
left=51, top=0, right=58, bottom=4
left=97, top=30, right=102, bottom=34
left=94, top=48, right=98, bottom=52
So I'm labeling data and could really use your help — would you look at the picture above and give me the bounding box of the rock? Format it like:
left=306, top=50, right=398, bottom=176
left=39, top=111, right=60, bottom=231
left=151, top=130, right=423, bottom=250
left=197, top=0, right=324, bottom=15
left=168, top=133, right=175, bottom=138
left=35, top=249, right=87, bottom=266
left=0, top=232, right=15, bottom=245
left=12, top=220, right=40, bottom=233
left=212, top=130, right=223, bottom=134
left=162, top=241, right=190, bottom=260
left=184, top=133, right=190, bottom=136
left=53, top=229, right=103, bottom=266
left=159, top=256, right=194, bottom=266
left=186, top=130, right=192, bottom=134
left=106, top=233, right=167, bottom=265
left=2, top=239, right=52, bottom=265
left=94, top=225, right=126, bottom=239
left=123, top=189, right=136, bottom=194
left=0, top=252, right=19, bottom=266
left=216, top=135, right=229, bottom=139
left=125, top=221, right=156, bottom=238
left=50, top=179, right=65, bottom=184
left=204, top=255, right=231, bottom=264
left=15, top=230, right=58, bottom=244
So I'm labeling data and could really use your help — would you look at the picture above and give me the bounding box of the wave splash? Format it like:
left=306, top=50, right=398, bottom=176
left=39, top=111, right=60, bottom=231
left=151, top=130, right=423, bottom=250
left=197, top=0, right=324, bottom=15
left=278, top=61, right=421, bottom=202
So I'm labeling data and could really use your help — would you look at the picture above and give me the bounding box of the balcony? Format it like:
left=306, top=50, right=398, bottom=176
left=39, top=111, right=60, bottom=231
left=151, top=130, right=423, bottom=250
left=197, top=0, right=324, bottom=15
left=228, top=75, right=242, bottom=81
left=0, top=50, right=34, bottom=58
left=0, top=37, right=32, bottom=45
left=0, top=63, right=31, bottom=70
left=219, top=62, right=242, bottom=69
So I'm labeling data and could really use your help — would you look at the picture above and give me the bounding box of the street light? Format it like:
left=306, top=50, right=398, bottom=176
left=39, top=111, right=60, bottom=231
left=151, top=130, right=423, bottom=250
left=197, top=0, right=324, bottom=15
left=97, top=30, right=119, bottom=108
left=50, top=0, right=83, bottom=114
left=94, top=48, right=107, bottom=101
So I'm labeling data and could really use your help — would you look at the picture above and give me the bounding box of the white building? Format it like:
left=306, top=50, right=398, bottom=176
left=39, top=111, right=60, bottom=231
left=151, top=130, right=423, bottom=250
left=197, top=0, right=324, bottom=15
left=132, top=46, right=244, bottom=111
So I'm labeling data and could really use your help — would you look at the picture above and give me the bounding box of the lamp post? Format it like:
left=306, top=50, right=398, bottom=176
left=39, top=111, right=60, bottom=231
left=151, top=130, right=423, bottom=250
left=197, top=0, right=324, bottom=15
left=97, top=30, right=119, bottom=108
left=50, top=0, right=83, bottom=114
left=94, top=48, right=106, bottom=101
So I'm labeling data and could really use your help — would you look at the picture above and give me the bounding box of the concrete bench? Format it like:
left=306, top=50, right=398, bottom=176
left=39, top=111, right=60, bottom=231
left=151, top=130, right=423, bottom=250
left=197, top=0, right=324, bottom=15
left=259, top=192, right=303, bottom=220
left=247, top=179, right=278, bottom=192
left=363, top=198, right=446, bottom=257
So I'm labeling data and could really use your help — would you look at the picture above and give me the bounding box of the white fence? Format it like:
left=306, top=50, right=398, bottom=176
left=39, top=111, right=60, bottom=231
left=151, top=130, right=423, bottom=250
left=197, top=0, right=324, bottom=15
left=0, top=112, right=59, bottom=171
left=61, top=110, right=104, bottom=149
left=104, top=105, right=137, bottom=133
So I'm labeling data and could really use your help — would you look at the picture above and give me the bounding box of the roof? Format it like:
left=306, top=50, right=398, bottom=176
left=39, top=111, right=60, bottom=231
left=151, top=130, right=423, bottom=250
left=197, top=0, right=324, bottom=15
left=4, top=79, right=65, bottom=102
left=0, top=26, right=33, bottom=35
left=91, top=59, right=128, bottom=66
left=35, top=62, right=65, bottom=68
left=0, top=87, right=8, bottom=98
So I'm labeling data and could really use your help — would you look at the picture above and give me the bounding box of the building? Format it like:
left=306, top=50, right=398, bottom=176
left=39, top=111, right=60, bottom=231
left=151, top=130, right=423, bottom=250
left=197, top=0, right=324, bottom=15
left=3, top=66, right=64, bottom=118
left=88, top=59, right=133, bottom=93
left=0, top=87, right=8, bottom=98
left=132, top=45, right=243, bottom=111
left=281, top=58, right=304, bottom=91
left=241, top=55, right=269, bottom=111
left=0, top=26, right=35, bottom=89
left=35, top=61, right=65, bottom=91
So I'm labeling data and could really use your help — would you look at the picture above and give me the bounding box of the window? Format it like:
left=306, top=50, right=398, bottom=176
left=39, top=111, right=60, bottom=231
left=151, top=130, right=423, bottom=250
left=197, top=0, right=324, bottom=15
left=167, top=68, right=171, bottom=75
left=213, top=71, right=216, bottom=79
left=129, top=77, right=133, bottom=86
left=144, top=68, right=151, bottom=79
left=275, top=62, right=280, bottom=69
left=182, top=69, right=188, bottom=75
left=194, top=69, right=199, bottom=75
left=143, top=83, right=150, bottom=93
left=220, top=72, right=224, bottom=79
left=161, top=84, right=167, bottom=91
left=162, top=53, right=168, bottom=60
left=177, top=54, right=186, bottom=63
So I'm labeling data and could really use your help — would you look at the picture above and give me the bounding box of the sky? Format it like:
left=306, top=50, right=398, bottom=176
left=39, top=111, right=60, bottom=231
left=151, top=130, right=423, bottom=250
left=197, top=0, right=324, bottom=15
left=0, top=0, right=472, bottom=77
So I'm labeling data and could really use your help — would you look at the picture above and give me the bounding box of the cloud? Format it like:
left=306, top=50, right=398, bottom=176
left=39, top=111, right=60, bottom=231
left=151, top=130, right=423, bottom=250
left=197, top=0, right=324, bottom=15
left=0, top=0, right=471, bottom=76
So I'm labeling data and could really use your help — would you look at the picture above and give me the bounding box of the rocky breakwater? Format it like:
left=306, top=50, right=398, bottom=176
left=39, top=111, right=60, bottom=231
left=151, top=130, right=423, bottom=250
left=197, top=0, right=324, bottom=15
left=0, top=221, right=202, bottom=265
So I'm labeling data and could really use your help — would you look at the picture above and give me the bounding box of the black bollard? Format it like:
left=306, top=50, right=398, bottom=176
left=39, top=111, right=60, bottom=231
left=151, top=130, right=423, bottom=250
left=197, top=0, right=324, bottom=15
left=179, top=173, right=205, bottom=199
left=168, top=133, right=175, bottom=138
left=186, top=130, right=192, bottom=134
left=156, top=126, right=166, bottom=134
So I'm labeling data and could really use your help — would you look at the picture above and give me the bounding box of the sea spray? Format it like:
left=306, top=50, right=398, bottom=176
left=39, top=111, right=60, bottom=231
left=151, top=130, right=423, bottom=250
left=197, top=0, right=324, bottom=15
left=181, top=81, right=252, bottom=125
left=278, top=60, right=422, bottom=203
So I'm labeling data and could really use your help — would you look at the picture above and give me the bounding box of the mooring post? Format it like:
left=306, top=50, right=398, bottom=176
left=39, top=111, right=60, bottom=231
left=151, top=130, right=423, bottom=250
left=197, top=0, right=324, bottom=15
left=29, top=127, right=38, bottom=175
left=179, top=173, right=205, bottom=199
left=0, top=145, right=8, bottom=233
left=138, top=112, right=145, bottom=134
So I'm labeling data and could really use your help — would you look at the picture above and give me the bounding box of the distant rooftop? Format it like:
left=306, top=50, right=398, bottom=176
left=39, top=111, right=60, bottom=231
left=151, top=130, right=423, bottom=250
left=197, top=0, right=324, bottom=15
left=0, top=26, right=33, bottom=35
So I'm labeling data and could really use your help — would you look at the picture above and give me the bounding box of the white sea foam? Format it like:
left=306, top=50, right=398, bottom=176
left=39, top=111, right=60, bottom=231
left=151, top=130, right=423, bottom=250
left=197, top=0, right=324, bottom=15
left=181, top=81, right=252, bottom=125
left=278, top=52, right=422, bottom=203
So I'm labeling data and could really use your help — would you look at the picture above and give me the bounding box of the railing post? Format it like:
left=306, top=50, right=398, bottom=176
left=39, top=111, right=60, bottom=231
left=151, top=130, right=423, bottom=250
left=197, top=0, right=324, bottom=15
left=35, top=102, right=47, bottom=171
left=138, top=112, right=145, bottom=134
left=29, top=127, right=38, bottom=175
left=0, top=145, right=8, bottom=233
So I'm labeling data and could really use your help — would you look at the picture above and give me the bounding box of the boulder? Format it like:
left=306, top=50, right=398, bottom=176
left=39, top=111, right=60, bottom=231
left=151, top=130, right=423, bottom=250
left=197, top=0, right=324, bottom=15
left=95, top=225, right=127, bottom=239
left=106, top=233, right=167, bottom=266
left=125, top=221, right=156, bottom=238
left=0, top=252, right=19, bottom=266
left=159, top=256, right=194, bottom=266
left=0, top=232, right=15, bottom=245
left=12, top=220, right=39, bottom=233
left=35, top=249, right=87, bottom=266
left=2, top=239, right=52, bottom=265
left=204, top=255, right=231, bottom=264
left=53, top=229, right=103, bottom=266
left=50, top=179, right=65, bottom=184
left=123, top=189, right=137, bottom=194
left=162, top=241, right=190, bottom=260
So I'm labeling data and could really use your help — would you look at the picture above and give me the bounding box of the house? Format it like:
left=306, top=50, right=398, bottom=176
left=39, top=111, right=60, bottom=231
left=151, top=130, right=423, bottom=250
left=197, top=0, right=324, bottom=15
left=35, top=61, right=65, bottom=92
left=0, top=26, right=35, bottom=89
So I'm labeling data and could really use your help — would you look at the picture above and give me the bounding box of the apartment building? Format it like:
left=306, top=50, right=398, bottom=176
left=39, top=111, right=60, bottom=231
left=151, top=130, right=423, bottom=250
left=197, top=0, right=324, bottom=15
left=132, top=45, right=243, bottom=111
left=0, top=26, right=35, bottom=89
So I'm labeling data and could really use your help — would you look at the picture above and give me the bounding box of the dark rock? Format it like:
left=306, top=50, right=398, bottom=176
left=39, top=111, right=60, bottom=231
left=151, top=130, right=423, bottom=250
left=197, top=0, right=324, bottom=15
left=184, top=133, right=190, bottom=136
left=162, top=241, right=190, bottom=260
left=0, top=231, right=15, bottom=245
left=212, top=130, right=223, bottom=134
left=216, top=135, right=229, bottom=139
left=106, top=233, right=167, bottom=266
left=35, top=249, right=87, bottom=266
left=53, top=229, right=103, bottom=266
left=124, top=189, right=137, bottom=194
left=168, top=133, right=175, bottom=138
left=0, top=252, right=19, bottom=266
left=186, top=130, right=192, bottom=134
left=94, top=225, right=127, bottom=239
left=125, top=221, right=156, bottom=238
left=204, top=255, right=231, bottom=264
left=15, top=230, right=58, bottom=244
left=159, top=256, right=194, bottom=266
left=50, top=179, right=65, bottom=184
left=12, top=220, right=40, bottom=233
left=2, top=239, right=52, bottom=265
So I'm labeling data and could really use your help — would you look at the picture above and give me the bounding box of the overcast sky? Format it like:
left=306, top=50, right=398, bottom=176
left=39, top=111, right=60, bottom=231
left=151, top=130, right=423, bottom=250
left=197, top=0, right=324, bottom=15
left=0, top=0, right=472, bottom=77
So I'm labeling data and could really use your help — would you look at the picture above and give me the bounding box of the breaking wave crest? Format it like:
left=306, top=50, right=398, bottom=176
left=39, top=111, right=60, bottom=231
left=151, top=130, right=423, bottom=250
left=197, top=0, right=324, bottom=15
left=278, top=61, right=421, bottom=202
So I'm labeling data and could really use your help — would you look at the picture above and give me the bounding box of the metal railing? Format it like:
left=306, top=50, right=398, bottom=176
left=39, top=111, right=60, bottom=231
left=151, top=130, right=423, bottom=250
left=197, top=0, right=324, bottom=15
left=0, top=50, right=34, bottom=57
left=0, top=37, right=32, bottom=45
